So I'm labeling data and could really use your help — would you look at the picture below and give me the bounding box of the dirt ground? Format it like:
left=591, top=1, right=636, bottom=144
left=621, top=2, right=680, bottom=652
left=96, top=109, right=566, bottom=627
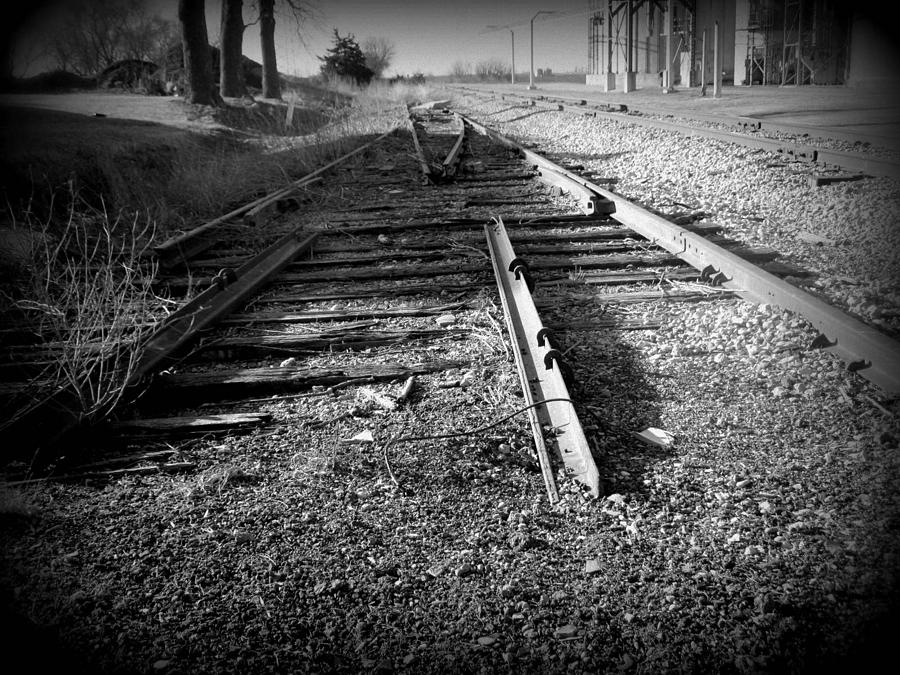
left=2, top=85, right=899, bottom=675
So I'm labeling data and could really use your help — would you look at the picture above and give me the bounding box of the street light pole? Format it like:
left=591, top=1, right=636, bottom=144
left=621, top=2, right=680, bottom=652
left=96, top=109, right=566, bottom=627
left=529, top=10, right=557, bottom=90
left=510, top=29, right=515, bottom=84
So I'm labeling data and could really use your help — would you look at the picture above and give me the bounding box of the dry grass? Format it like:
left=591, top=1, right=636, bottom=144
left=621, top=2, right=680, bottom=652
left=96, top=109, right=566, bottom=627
left=324, top=76, right=442, bottom=109
left=0, top=87, right=426, bottom=441
left=2, top=190, right=168, bottom=425
left=1, top=98, right=332, bottom=238
left=0, top=82, right=442, bottom=238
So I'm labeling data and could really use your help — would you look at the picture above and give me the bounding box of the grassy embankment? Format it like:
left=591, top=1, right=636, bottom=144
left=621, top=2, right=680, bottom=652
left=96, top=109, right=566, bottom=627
left=0, top=79, right=440, bottom=438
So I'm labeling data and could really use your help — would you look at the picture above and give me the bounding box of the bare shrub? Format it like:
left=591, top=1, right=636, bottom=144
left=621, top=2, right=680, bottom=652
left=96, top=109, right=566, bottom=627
left=362, top=36, right=396, bottom=79
left=6, top=189, right=169, bottom=425
left=475, top=58, right=511, bottom=82
left=450, top=61, right=472, bottom=81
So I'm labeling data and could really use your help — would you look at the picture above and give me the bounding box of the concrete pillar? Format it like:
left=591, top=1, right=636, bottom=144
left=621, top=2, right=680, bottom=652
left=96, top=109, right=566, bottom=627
left=624, top=0, right=636, bottom=92
left=663, top=0, right=674, bottom=92
left=604, top=4, right=616, bottom=91
left=733, top=0, right=750, bottom=85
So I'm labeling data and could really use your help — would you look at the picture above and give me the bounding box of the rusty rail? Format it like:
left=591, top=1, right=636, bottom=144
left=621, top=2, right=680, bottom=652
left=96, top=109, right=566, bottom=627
left=154, top=126, right=399, bottom=267
left=406, top=114, right=434, bottom=183
left=485, top=217, right=601, bottom=501
left=3, top=228, right=318, bottom=465
left=441, top=113, right=467, bottom=178
left=461, top=112, right=900, bottom=393
left=462, top=114, right=615, bottom=216
left=135, top=228, right=318, bottom=379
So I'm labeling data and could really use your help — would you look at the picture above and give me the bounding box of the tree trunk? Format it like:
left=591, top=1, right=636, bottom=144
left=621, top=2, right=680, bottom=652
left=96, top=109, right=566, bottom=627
left=219, top=0, right=245, bottom=97
left=178, top=0, right=220, bottom=105
left=259, top=0, right=281, bottom=99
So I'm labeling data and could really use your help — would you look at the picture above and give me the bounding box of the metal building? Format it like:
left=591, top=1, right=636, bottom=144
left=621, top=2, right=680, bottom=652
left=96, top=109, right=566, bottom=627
left=587, top=0, right=897, bottom=90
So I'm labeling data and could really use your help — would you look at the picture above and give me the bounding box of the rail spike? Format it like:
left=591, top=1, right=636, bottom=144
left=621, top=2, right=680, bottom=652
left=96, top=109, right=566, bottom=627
left=536, top=327, right=556, bottom=348
left=544, top=349, right=575, bottom=389
left=212, top=268, right=238, bottom=290
left=508, top=256, right=535, bottom=292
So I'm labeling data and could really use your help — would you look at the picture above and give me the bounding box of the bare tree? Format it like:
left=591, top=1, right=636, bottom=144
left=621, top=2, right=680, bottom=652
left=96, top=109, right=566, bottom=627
left=51, top=0, right=177, bottom=76
left=4, top=25, right=50, bottom=80
left=219, top=0, right=245, bottom=97
left=148, top=19, right=182, bottom=82
left=475, top=58, right=510, bottom=82
left=120, top=10, right=177, bottom=63
left=259, top=0, right=280, bottom=98
left=178, top=0, right=220, bottom=105
left=53, top=0, right=132, bottom=75
left=3, top=6, right=51, bottom=81
left=255, top=1, right=317, bottom=99
left=450, top=60, right=472, bottom=81
left=362, top=36, right=395, bottom=79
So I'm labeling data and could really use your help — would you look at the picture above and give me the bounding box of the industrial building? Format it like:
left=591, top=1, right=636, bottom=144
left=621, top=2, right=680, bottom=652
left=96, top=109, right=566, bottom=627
left=586, top=0, right=899, bottom=90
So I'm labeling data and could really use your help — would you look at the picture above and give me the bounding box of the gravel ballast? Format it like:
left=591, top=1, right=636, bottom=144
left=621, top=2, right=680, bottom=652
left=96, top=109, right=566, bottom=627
left=2, top=91, right=899, bottom=675
left=454, top=92, right=900, bottom=337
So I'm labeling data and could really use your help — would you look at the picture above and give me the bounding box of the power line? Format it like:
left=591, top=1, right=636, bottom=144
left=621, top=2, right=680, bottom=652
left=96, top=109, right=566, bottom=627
left=483, top=7, right=596, bottom=33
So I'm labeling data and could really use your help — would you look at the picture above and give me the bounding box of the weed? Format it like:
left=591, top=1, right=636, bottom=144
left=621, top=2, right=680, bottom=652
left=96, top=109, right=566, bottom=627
left=2, top=188, right=168, bottom=426
left=568, top=265, right=586, bottom=283
left=324, top=75, right=442, bottom=109
left=195, top=464, right=244, bottom=495
left=0, top=89, right=421, bottom=450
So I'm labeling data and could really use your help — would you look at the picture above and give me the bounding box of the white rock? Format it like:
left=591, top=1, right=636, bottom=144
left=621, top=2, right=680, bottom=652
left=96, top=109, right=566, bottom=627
left=554, top=624, right=579, bottom=639
left=344, top=430, right=374, bottom=444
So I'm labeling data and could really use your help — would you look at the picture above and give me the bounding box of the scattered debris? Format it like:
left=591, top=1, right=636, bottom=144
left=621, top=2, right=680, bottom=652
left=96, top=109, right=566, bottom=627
left=435, top=313, right=456, bottom=327
left=396, top=376, right=416, bottom=403
left=411, top=99, right=452, bottom=111
left=342, top=430, right=374, bottom=444
left=808, top=173, right=866, bottom=188
left=796, top=230, right=835, bottom=246
left=359, top=387, right=398, bottom=411
left=632, top=427, right=675, bottom=448
left=554, top=624, right=579, bottom=639
left=584, top=558, right=603, bottom=575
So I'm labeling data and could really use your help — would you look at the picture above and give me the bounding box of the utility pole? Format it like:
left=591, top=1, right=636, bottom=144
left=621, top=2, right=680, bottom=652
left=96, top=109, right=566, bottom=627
left=713, top=20, right=722, bottom=98
left=700, top=29, right=707, bottom=96
left=529, top=10, right=557, bottom=90
left=510, top=29, right=516, bottom=84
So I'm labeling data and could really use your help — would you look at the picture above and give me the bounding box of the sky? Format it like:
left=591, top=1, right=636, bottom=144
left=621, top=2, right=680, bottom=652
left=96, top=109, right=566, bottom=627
left=11, top=0, right=595, bottom=79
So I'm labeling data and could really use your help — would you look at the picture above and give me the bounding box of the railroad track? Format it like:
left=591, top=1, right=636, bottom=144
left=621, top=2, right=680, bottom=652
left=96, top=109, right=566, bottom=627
left=4, top=102, right=900, bottom=503
left=451, top=85, right=900, bottom=179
